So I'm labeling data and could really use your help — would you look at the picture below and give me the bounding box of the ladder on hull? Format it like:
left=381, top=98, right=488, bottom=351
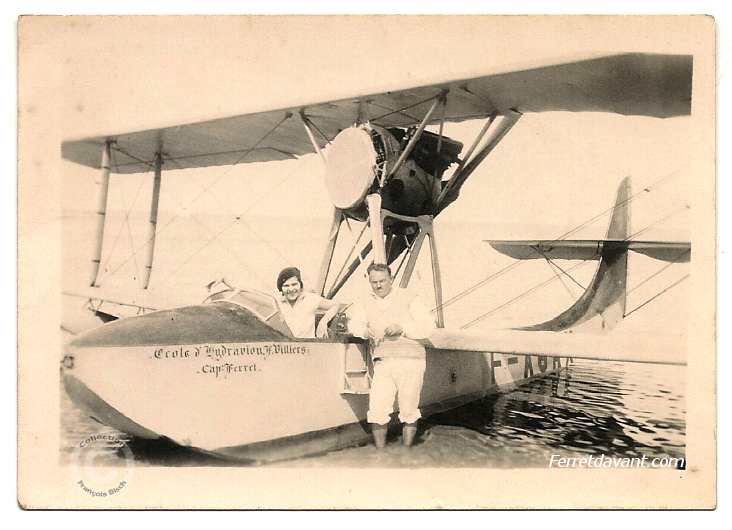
left=341, top=343, right=372, bottom=395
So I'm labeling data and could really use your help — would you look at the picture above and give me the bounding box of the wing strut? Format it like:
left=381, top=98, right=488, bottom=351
left=450, top=114, right=496, bottom=181
left=302, top=110, right=341, bottom=297
left=315, top=207, right=343, bottom=296
left=325, top=242, right=373, bottom=300
left=90, top=140, right=112, bottom=286
left=385, top=92, right=446, bottom=184
left=386, top=211, right=444, bottom=327
left=436, top=110, right=521, bottom=214
left=299, top=111, right=326, bottom=163
left=318, top=108, right=520, bottom=316
left=142, top=141, right=163, bottom=289
left=366, top=194, right=387, bottom=263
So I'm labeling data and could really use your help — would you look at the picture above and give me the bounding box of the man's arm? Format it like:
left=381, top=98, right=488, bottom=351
left=401, top=296, right=436, bottom=340
left=345, top=303, right=368, bottom=338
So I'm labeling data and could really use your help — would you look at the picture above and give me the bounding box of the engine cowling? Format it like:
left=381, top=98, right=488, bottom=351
left=324, top=125, right=459, bottom=221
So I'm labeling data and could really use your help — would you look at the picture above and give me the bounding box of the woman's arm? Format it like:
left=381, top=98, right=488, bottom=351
left=315, top=300, right=347, bottom=339
left=317, top=298, right=340, bottom=311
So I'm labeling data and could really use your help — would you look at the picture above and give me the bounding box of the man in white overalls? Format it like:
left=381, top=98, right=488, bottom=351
left=350, top=263, right=435, bottom=448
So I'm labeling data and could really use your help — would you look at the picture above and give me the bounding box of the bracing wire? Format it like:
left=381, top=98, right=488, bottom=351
left=102, top=114, right=295, bottom=282
left=430, top=260, right=525, bottom=314
left=370, top=94, right=440, bottom=124
left=151, top=217, right=271, bottom=290
left=393, top=235, right=416, bottom=280
left=558, top=167, right=687, bottom=241
left=624, top=274, right=690, bottom=319
left=153, top=154, right=307, bottom=288
left=460, top=207, right=691, bottom=329
left=302, top=114, right=333, bottom=144
left=625, top=205, right=690, bottom=241
left=117, top=172, right=143, bottom=288
left=432, top=166, right=689, bottom=317
left=625, top=248, right=691, bottom=300
left=538, top=248, right=589, bottom=292
left=150, top=153, right=323, bottom=291
left=325, top=217, right=369, bottom=295
left=543, top=255, right=586, bottom=301
left=96, top=149, right=152, bottom=285
left=460, top=260, right=593, bottom=329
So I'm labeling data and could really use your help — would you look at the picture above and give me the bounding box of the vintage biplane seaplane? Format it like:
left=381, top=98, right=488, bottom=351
left=60, top=52, right=692, bottom=462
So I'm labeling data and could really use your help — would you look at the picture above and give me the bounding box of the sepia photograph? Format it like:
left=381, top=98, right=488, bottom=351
left=17, top=14, right=716, bottom=509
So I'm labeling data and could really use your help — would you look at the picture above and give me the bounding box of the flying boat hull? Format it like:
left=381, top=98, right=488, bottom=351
left=62, top=302, right=569, bottom=462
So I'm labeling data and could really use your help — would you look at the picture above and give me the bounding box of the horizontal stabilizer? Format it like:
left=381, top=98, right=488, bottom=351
left=489, top=240, right=607, bottom=260
left=486, top=177, right=689, bottom=332
left=626, top=241, right=691, bottom=262
left=488, top=240, right=690, bottom=263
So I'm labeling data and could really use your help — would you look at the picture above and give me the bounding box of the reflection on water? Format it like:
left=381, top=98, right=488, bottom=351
left=60, top=359, right=685, bottom=468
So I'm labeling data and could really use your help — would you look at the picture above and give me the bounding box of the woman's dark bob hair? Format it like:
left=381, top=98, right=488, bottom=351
left=277, top=267, right=303, bottom=291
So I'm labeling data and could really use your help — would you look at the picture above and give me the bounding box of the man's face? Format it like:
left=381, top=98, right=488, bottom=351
left=368, top=269, right=393, bottom=298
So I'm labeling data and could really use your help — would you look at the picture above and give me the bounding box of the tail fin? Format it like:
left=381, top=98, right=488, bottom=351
left=606, top=176, right=630, bottom=240
left=519, top=177, right=630, bottom=331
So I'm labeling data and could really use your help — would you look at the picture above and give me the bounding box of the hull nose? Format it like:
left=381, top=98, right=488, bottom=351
left=62, top=370, right=160, bottom=440
left=69, top=302, right=291, bottom=349
left=63, top=302, right=291, bottom=443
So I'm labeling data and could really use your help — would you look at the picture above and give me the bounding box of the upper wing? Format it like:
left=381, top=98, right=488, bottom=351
left=62, top=53, right=692, bottom=174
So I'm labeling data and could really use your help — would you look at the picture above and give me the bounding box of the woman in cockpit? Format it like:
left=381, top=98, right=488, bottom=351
left=276, top=267, right=344, bottom=339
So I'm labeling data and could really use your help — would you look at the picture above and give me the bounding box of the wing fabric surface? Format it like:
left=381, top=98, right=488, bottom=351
left=62, top=53, right=692, bottom=174
left=427, top=328, right=686, bottom=365
left=489, top=240, right=605, bottom=260
left=626, top=241, right=691, bottom=262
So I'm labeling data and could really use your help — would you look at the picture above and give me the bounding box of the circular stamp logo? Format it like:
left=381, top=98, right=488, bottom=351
left=69, top=433, right=134, bottom=498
